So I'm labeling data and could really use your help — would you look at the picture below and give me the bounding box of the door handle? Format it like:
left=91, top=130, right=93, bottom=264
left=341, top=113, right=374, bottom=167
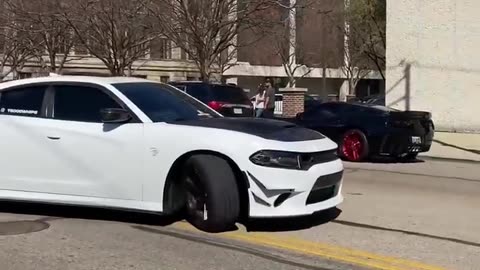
left=47, top=136, right=61, bottom=140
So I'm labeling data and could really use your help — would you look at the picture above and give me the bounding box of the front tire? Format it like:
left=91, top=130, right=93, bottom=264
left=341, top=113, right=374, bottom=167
left=182, top=155, right=240, bottom=233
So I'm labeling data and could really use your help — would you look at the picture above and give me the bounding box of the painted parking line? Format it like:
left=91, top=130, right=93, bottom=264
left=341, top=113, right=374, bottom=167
left=173, top=222, right=446, bottom=270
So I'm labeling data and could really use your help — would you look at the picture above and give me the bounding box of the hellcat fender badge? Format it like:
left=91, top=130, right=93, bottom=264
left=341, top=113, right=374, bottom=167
left=150, top=147, right=159, bottom=156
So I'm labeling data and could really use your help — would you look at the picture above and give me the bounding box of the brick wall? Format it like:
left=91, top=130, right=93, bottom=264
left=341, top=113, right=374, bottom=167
left=237, top=0, right=288, bottom=66
left=296, top=0, right=345, bottom=68
left=281, top=89, right=307, bottom=118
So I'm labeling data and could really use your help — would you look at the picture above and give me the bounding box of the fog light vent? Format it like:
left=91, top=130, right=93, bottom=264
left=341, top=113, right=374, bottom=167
left=274, top=193, right=291, bottom=207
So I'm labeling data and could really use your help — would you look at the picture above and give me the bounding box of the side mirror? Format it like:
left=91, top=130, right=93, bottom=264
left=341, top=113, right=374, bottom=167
left=100, top=108, right=132, bottom=123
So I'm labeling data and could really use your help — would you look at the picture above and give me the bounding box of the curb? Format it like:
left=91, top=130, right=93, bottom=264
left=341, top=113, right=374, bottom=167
left=419, top=155, right=480, bottom=164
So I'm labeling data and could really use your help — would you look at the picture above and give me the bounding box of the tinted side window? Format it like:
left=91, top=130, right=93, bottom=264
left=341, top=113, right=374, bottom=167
left=211, top=85, right=249, bottom=103
left=53, top=85, right=121, bottom=123
left=0, top=86, right=47, bottom=117
left=186, top=84, right=210, bottom=103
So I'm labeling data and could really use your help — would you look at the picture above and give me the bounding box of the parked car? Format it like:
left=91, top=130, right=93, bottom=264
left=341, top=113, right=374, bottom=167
left=169, top=81, right=253, bottom=117
left=293, top=102, right=435, bottom=162
left=0, top=76, right=344, bottom=232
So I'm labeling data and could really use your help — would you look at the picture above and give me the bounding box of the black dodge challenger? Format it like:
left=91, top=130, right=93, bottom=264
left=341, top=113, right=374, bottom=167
left=289, top=102, right=435, bottom=162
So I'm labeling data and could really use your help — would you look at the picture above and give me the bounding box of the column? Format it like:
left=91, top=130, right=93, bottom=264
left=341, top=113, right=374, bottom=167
left=279, top=87, right=307, bottom=118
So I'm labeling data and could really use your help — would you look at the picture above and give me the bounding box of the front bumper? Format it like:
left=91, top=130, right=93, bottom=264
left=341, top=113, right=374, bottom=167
left=245, top=159, right=344, bottom=218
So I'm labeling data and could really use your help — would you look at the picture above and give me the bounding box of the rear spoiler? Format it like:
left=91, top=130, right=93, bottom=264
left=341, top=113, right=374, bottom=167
left=390, top=111, right=432, bottom=120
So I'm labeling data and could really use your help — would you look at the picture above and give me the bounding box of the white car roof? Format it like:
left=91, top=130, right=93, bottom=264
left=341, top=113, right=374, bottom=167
left=0, top=76, right=154, bottom=91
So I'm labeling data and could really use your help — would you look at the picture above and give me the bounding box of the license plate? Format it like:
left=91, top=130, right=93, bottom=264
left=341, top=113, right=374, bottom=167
left=233, top=108, right=243, bottom=114
left=411, top=136, right=422, bottom=144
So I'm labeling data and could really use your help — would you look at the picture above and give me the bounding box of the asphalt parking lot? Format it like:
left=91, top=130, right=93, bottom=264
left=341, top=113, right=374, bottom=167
left=1, top=158, right=479, bottom=270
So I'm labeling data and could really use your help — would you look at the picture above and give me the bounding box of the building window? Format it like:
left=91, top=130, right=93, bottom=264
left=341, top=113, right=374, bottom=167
left=150, top=38, right=172, bottom=60
left=57, top=31, right=73, bottom=55
left=132, top=42, right=150, bottom=59
left=182, top=49, right=196, bottom=61
left=160, top=76, right=169, bottom=83
left=181, top=36, right=196, bottom=61
left=73, top=38, right=89, bottom=56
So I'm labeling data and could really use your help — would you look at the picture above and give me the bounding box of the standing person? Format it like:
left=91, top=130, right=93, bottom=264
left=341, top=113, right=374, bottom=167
left=254, top=84, right=266, bottom=117
left=263, top=79, right=276, bottom=118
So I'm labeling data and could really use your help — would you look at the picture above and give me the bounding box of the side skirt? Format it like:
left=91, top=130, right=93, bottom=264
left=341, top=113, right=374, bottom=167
left=0, top=190, right=164, bottom=215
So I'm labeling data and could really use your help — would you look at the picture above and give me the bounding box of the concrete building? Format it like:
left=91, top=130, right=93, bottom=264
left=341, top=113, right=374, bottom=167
left=12, top=40, right=204, bottom=83
left=387, top=0, right=480, bottom=132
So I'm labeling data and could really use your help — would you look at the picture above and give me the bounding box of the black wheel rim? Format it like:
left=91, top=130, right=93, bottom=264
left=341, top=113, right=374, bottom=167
left=184, top=175, right=207, bottom=221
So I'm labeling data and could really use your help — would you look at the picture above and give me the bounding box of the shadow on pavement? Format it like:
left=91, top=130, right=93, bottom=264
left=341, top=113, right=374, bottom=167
left=244, top=207, right=342, bottom=232
left=1, top=202, right=342, bottom=233
left=0, top=201, right=182, bottom=226
left=367, top=156, right=425, bottom=164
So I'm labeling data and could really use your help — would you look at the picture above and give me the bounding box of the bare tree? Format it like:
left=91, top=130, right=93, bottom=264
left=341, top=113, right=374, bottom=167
left=65, top=0, right=158, bottom=76
left=324, top=0, right=375, bottom=101
left=214, top=43, right=239, bottom=82
left=4, top=0, right=79, bottom=74
left=0, top=29, right=34, bottom=80
left=340, top=40, right=371, bottom=102
left=258, top=0, right=328, bottom=88
left=150, top=0, right=273, bottom=82
left=350, top=0, right=386, bottom=80
left=0, top=1, right=35, bottom=80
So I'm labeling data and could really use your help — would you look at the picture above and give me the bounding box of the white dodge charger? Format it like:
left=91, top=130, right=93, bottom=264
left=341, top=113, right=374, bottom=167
left=0, top=76, right=344, bottom=232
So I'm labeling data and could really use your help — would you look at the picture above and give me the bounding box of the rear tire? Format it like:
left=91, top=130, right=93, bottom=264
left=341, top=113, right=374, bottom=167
left=338, top=129, right=369, bottom=162
left=182, top=155, right=240, bottom=233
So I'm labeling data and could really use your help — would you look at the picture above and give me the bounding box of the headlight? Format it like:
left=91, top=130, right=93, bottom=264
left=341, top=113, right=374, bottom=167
left=249, top=150, right=301, bottom=170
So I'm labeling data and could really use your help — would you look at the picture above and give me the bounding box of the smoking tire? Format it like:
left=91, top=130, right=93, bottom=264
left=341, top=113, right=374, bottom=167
left=182, top=154, right=240, bottom=233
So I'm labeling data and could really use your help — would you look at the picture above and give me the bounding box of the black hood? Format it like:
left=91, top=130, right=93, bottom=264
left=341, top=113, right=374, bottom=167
left=171, top=117, right=325, bottom=142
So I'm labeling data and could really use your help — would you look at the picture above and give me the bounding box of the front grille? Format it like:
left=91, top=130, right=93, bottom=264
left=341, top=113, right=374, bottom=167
left=300, top=150, right=338, bottom=170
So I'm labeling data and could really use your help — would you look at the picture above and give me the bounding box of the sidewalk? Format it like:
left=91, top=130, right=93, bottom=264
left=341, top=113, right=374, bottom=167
left=419, top=131, right=480, bottom=162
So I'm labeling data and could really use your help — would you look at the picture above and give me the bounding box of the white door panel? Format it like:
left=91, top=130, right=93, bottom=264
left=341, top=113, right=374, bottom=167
left=0, top=116, right=144, bottom=200
left=38, top=119, right=144, bottom=200
left=0, top=116, right=58, bottom=193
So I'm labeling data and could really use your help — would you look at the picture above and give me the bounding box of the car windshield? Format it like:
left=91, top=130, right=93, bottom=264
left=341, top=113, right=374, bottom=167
left=210, top=85, right=250, bottom=104
left=114, top=82, right=221, bottom=122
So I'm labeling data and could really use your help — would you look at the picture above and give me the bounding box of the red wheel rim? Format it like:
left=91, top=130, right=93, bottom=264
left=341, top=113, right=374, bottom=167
left=342, top=133, right=363, bottom=161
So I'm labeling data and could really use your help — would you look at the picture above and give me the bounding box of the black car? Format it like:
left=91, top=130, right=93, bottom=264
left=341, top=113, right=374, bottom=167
left=292, top=102, right=435, bottom=162
left=349, top=94, right=386, bottom=106
left=169, top=81, right=253, bottom=117
left=304, top=94, right=324, bottom=110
